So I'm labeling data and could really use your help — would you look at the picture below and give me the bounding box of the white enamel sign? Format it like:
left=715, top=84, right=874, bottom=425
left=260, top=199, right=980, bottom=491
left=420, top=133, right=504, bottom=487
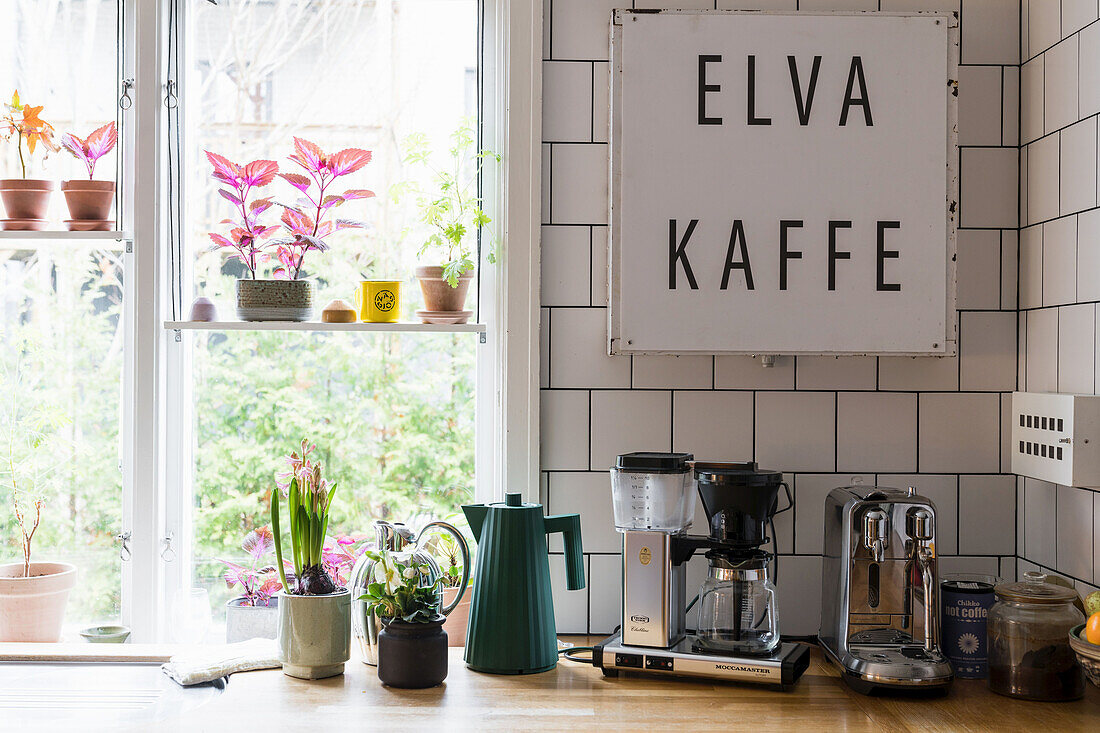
left=609, top=10, right=958, bottom=355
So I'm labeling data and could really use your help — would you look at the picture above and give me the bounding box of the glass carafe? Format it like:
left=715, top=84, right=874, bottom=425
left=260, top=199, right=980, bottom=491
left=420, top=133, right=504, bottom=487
left=694, top=555, right=779, bottom=655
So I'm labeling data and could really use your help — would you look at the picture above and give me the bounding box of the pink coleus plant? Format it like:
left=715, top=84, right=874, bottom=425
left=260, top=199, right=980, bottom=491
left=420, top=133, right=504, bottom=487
left=61, top=122, right=117, bottom=179
left=322, top=534, right=369, bottom=588
left=205, top=151, right=280, bottom=279
left=273, top=137, right=374, bottom=280
left=220, top=526, right=287, bottom=607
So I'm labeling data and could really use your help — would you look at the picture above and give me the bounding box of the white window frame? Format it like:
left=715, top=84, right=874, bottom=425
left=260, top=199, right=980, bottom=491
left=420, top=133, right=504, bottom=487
left=116, top=0, right=541, bottom=642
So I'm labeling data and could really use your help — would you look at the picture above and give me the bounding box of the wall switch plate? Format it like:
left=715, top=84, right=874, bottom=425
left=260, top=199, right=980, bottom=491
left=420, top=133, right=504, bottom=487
left=1010, top=392, right=1100, bottom=488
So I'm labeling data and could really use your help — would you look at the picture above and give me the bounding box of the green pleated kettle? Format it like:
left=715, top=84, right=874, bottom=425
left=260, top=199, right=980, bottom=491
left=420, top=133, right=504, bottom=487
left=461, top=492, right=584, bottom=674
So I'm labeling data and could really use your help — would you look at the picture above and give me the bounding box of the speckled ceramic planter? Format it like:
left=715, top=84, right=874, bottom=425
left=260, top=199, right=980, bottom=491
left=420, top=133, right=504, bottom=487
left=277, top=589, right=351, bottom=680
left=225, top=595, right=279, bottom=643
left=236, top=279, right=314, bottom=322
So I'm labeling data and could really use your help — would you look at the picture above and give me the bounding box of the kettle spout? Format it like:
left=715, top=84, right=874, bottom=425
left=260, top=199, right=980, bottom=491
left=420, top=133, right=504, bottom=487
left=461, top=504, right=489, bottom=543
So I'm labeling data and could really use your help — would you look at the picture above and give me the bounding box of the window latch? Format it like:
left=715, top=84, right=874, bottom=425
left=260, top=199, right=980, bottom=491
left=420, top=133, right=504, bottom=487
left=119, top=78, right=133, bottom=110
left=116, top=531, right=132, bottom=562
left=161, top=532, right=176, bottom=562
left=163, top=79, right=178, bottom=109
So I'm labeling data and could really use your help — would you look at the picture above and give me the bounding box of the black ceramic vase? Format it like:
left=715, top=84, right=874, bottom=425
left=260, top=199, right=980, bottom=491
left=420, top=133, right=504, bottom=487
left=376, top=615, right=448, bottom=688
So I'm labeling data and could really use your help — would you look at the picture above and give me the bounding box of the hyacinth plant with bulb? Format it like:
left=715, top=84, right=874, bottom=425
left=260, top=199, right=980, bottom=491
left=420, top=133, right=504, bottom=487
left=271, top=439, right=341, bottom=596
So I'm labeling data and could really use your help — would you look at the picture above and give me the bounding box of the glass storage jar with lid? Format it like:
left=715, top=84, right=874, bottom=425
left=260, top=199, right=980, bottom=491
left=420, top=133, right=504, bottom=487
left=987, top=572, right=1085, bottom=701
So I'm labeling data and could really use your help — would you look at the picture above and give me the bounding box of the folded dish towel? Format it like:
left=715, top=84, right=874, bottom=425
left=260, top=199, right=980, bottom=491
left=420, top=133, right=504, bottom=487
left=161, top=638, right=281, bottom=686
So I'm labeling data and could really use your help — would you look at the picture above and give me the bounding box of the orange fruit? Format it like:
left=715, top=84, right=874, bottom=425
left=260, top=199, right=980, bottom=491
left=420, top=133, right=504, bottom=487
left=1087, top=612, right=1100, bottom=645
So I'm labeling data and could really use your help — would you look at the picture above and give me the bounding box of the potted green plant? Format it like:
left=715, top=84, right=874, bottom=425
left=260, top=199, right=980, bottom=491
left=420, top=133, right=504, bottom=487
left=0, top=359, right=76, bottom=642
left=0, top=90, right=60, bottom=230
left=270, top=439, right=350, bottom=679
left=205, top=138, right=373, bottom=322
left=219, top=526, right=284, bottom=643
left=60, top=122, right=117, bottom=230
left=359, top=549, right=448, bottom=688
left=397, top=119, right=498, bottom=324
left=422, top=527, right=473, bottom=647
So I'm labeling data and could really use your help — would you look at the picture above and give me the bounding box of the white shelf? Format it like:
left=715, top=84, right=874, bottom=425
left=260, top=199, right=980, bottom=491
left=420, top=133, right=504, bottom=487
left=0, top=230, right=132, bottom=240
left=164, top=320, right=485, bottom=333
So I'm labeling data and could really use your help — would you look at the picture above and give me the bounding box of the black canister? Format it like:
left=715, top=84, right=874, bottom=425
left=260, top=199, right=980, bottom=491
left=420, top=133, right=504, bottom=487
left=940, top=573, right=997, bottom=679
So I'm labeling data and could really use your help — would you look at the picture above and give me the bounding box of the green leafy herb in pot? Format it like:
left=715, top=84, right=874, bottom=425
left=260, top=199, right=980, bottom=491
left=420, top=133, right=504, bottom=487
left=358, top=550, right=442, bottom=623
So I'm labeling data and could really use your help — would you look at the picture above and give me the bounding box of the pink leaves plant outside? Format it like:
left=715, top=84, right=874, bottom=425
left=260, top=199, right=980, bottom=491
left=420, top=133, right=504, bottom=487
left=205, top=151, right=280, bottom=279
left=61, top=122, right=117, bottom=180
left=272, top=137, right=374, bottom=280
left=220, top=526, right=287, bottom=607
left=322, top=534, right=369, bottom=588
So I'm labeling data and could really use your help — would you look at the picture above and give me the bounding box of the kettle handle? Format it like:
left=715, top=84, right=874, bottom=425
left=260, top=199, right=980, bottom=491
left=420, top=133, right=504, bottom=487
left=416, top=520, right=471, bottom=615
left=544, top=514, right=585, bottom=591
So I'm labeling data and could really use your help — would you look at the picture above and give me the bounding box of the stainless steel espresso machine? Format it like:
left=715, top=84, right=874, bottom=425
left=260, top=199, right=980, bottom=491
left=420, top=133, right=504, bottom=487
left=593, top=453, right=810, bottom=688
left=819, top=485, right=954, bottom=694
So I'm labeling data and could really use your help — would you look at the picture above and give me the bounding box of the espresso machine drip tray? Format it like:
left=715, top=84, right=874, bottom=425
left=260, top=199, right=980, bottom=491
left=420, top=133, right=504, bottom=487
left=593, top=632, right=810, bottom=689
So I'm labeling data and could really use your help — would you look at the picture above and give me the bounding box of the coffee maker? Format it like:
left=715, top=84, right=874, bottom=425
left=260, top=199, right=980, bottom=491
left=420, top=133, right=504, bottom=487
left=593, top=453, right=810, bottom=687
left=819, top=485, right=954, bottom=694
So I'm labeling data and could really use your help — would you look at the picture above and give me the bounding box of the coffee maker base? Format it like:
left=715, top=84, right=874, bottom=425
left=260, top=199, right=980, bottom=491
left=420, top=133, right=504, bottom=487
left=593, top=632, right=810, bottom=689
left=820, top=643, right=954, bottom=696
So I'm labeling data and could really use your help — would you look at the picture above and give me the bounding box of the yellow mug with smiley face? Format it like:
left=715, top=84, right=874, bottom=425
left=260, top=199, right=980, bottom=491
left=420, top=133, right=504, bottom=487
left=355, top=280, right=401, bottom=322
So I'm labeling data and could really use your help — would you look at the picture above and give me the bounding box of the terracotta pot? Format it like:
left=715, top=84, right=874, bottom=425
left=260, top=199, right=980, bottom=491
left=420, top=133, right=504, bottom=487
left=0, top=179, right=54, bottom=220
left=235, top=279, right=314, bottom=322
left=64, top=219, right=113, bottom=232
left=1, top=219, right=49, bottom=231
left=61, top=180, right=115, bottom=220
left=415, top=265, right=473, bottom=313
left=0, top=562, right=77, bottom=642
left=277, top=589, right=351, bottom=679
left=442, top=585, right=471, bottom=647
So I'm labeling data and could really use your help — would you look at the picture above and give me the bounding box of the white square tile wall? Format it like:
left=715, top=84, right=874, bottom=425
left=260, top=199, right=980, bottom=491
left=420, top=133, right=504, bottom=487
left=542, top=0, right=1025, bottom=634
left=1019, top=2, right=1100, bottom=589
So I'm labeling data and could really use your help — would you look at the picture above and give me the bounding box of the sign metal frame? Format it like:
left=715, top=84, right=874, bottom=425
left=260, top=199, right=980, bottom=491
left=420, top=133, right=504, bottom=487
left=608, top=9, right=960, bottom=357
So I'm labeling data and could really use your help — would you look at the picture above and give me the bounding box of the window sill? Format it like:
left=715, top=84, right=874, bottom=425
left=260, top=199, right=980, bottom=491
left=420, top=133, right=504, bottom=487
left=0, top=643, right=174, bottom=663
left=164, top=320, right=486, bottom=334
left=0, top=230, right=132, bottom=241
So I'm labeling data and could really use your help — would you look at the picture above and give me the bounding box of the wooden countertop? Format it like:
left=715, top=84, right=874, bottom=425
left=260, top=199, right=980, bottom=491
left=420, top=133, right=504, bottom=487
left=2, top=638, right=1095, bottom=730
left=108, top=637, right=1098, bottom=731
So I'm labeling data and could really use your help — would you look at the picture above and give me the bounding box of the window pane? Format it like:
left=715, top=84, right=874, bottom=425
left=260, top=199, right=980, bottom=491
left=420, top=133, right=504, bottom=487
left=0, top=0, right=122, bottom=639
left=0, top=244, right=125, bottom=631
left=184, top=0, right=479, bottom=307
left=190, top=330, right=474, bottom=624
left=0, top=1, right=119, bottom=218
left=181, top=0, right=479, bottom=638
